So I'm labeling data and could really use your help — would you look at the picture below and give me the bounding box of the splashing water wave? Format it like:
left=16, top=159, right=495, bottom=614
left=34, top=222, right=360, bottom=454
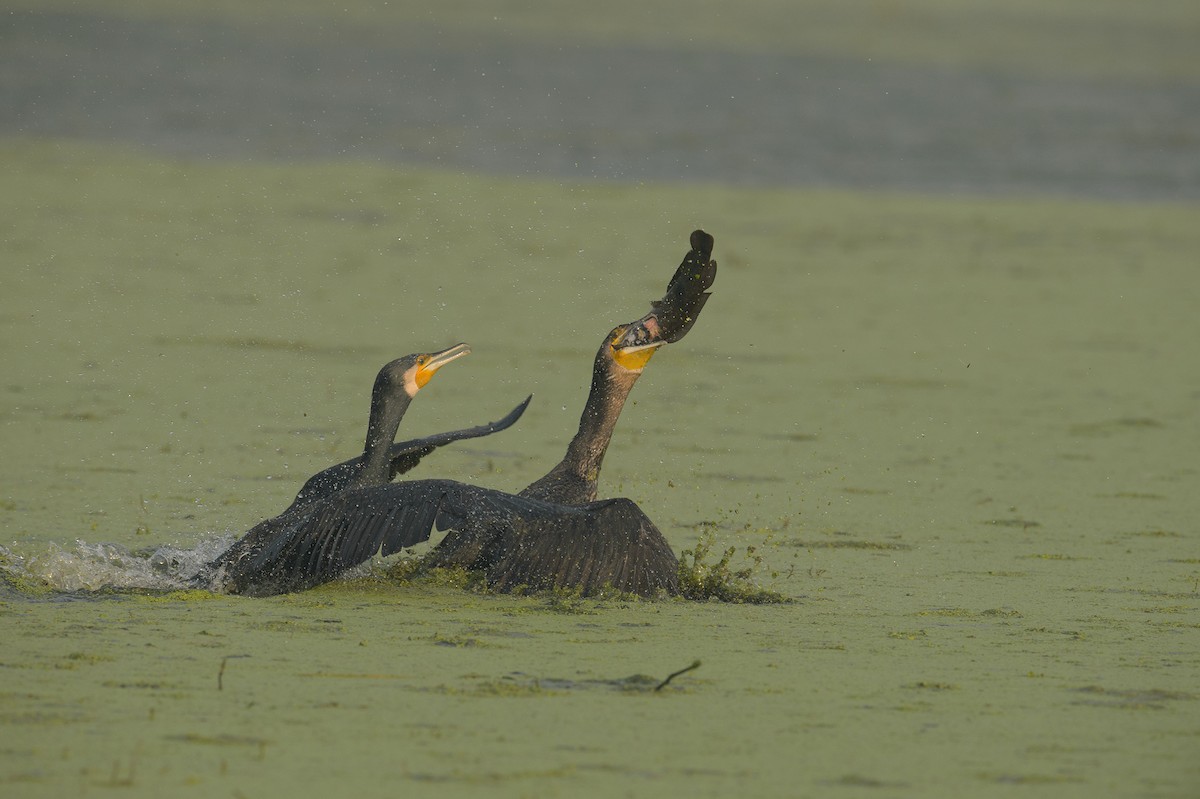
left=0, top=536, right=236, bottom=593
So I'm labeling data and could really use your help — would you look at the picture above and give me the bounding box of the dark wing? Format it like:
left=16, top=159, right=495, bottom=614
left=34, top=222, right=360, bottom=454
left=431, top=495, right=679, bottom=598
left=198, top=510, right=296, bottom=588
left=219, top=480, right=517, bottom=596
left=649, top=228, right=717, bottom=343
left=241, top=395, right=532, bottom=527
left=215, top=479, right=678, bottom=599
left=621, top=229, right=717, bottom=349
left=387, top=395, right=531, bottom=478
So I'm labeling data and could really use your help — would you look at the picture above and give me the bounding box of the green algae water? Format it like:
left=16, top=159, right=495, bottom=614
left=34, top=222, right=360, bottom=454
left=3, top=1, right=1200, bottom=794
left=2, top=141, right=1197, bottom=797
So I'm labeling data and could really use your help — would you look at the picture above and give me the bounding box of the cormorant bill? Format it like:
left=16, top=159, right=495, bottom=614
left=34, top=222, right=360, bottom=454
left=210, top=230, right=716, bottom=598
left=198, top=343, right=526, bottom=594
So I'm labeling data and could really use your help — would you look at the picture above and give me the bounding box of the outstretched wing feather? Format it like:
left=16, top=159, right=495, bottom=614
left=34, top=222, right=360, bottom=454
left=220, top=481, right=678, bottom=599
left=484, top=497, right=678, bottom=597
left=228, top=481, right=464, bottom=594
left=387, top=396, right=532, bottom=477
left=644, top=229, right=717, bottom=344
left=263, top=396, right=532, bottom=525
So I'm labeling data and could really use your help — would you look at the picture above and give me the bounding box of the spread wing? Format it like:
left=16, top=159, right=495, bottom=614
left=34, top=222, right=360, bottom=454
left=218, top=479, right=484, bottom=596
left=271, top=395, right=531, bottom=519
left=387, top=394, right=531, bottom=477
left=484, top=497, right=679, bottom=598
left=650, top=228, right=717, bottom=343
left=428, top=495, right=678, bottom=598
left=622, top=229, right=717, bottom=348
left=216, top=479, right=678, bottom=599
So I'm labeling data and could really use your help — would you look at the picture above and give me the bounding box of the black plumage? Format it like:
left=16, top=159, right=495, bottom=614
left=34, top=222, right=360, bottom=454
left=229, top=480, right=677, bottom=597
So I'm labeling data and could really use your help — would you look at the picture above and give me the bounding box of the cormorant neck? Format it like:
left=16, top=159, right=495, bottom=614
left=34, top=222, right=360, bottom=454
left=566, top=357, right=638, bottom=476
left=524, top=344, right=641, bottom=503
left=359, top=381, right=414, bottom=485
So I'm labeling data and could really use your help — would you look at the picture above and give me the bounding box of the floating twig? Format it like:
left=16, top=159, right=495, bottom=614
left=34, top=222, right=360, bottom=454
left=654, top=660, right=701, bottom=692
left=218, top=655, right=250, bottom=690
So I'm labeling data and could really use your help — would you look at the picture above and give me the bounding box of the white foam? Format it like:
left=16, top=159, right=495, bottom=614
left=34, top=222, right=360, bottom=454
left=1, top=536, right=236, bottom=593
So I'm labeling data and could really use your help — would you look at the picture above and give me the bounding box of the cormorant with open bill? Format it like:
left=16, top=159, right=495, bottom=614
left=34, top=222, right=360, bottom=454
left=427, top=229, right=718, bottom=594
left=198, top=344, right=529, bottom=595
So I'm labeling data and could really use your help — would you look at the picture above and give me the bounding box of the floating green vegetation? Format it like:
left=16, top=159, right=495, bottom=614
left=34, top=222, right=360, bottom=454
left=1069, top=417, right=1164, bottom=437
left=382, top=557, right=487, bottom=592
left=296, top=672, right=407, bottom=680
left=63, top=651, right=116, bottom=667
left=102, top=679, right=177, bottom=690
left=166, top=733, right=270, bottom=748
left=915, top=607, right=1022, bottom=619
left=526, top=586, right=610, bottom=615
left=429, top=632, right=490, bottom=648
left=438, top=661, right=702, bottom=697
left=377, top=540, right=789, bottom=604
left=831, top=774, right=911, bottom=789
left=135, top=589, right=223, bottom=603
left=675, top=533, right=790, bottom=604
left=915, top=608, right=969, bottom=618
left=1070, top=685, right=1196, bottom=709
left=791, top=538, right=911, bottom=551
left=2, top=651, right=120, bottom=672
left=981, top=518, right=1042, bottom=529
left=1146, top=598, right=1199, bottom=615
left=434, top=678, right=562, bottom=698
left=984, top=772, right=1086, bottom=785
left=0, top=558, right=56, bottom=598
left=390, top=560, right=649, bottom=610
left=888, top=629, right=928, bottom=640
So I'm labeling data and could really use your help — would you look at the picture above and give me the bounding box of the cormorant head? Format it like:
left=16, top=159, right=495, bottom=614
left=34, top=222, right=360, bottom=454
left=607, top=323, right=664, bottom=373
left=377, top=342, right=471, bottom=398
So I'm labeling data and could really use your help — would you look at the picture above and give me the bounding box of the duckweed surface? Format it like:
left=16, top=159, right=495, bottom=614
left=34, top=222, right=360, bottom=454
left=2, top=2, right=1199, bottom=797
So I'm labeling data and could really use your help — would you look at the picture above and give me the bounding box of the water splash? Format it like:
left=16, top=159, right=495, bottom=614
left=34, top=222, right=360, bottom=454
left=0, top=536, right=235, bottom=594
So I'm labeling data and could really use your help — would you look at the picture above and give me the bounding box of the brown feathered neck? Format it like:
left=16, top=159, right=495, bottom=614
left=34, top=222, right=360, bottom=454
left=520, top=336, right=645, bottom=505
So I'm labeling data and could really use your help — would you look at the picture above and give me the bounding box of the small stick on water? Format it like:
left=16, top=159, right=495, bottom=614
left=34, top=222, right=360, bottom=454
left=218, top=655, right=250, bottom=691
left=654, top=660, right=701, bottom=692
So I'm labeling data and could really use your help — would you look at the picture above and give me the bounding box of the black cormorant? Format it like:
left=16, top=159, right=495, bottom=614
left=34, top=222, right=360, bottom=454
left=198, top=343, right=528, bottom=594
